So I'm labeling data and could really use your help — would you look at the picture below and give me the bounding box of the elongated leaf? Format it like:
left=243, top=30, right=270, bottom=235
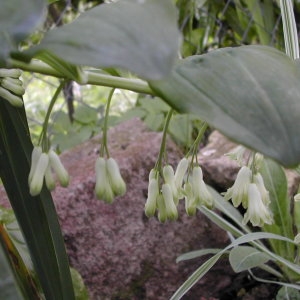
left=0, top=0, right=46, bottom=64
left=172, top=231, right=299, bottom=299
left=0, top=100, right=74, bottom=299
left=0, top=236, right=24, bottom=300
left=19, top=0, right=180, bottom=80
left=260, top=159, right=295, bottom=260
left=149, top=45, right=300, bottom=167
left=229, top=246, right=271, bottom=272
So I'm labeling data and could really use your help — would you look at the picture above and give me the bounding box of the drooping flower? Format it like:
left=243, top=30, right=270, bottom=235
left=94, top=157, right=114, bottom=203
left=224, top=166, right=252, bottom=208
left=48, top=149, right=70, bottom=187
left=161, top=183, right=178, bottom=221
left=163, top=165, right=179, bottom=204
left=94, top=157, right=126, bottom=203
left=28, top=147, right=70, bottom=196
left=253, top=173, right=270, bottom=205
left=191, top=166, right=214, bottom=209
left=29, top=152, right=49, bottom=196
left=242, top=183, right=273, bottom=227
left=183, top=182, right=197, bottom=216
left=144, top=178, right=159, bottom=217
left=174, top=157, right=189, bottom=190
left=106, top=157, right=126, bottom=196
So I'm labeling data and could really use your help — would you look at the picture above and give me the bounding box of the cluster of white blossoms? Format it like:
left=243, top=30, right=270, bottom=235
left=224, top=166, right=273, bottom=227
left=145, top=158, right=213, bottom=222
left=0, top=69, right=25, bottom=107
left=94, top=157, right=126, bottom=203
left=28, top=147, right=70, bottom=196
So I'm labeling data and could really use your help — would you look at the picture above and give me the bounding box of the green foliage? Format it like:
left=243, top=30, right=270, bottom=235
left=150, top=45, right=300, bottom=167
left=2, top=0, right=300, bottom=299
left=17, top=0, right=180, bottom=81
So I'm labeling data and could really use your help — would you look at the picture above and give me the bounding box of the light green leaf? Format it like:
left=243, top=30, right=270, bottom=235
left=0, top=0, right=46, bottom=65
left=149, top=45, right=300, bottom=167
left=20, top=0, right=180, bottom=80
left=260, top=159, right=295, bottom=260
left=229, top=246, right=271, bottom=273
left=276, top=286, right=300, bottom=299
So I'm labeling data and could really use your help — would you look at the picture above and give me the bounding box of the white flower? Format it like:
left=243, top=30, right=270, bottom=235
left=29, top=153, right=49, bottom=196
left=253, top=173, right=270, bottom=205
left=191, top=166, right=213, bottom=208
left=224, top=166, right=252, bottom=208
left=161, top=183, right=178, bottom=221
left=174, top=157, right=188, bottom=193
left=106, top=158, right=126, bottom=196
left=48, top=149, right=70, bottom=187
left=28, top=146, right=42, bottom=185
left=183, top=182, right=197, bottom=216
left=94, top=157, right=114, bottom=203
left=163, top=165, right=180, bottom=204
left=242, top=183, right=273, bottom=227
left=145, top=178, right=159, bottom=217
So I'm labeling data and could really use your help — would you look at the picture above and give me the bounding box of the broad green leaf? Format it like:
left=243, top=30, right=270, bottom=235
left=150, top=45, right=300, bottom=167
left=20, top=0, right=180, bottom=80
left=260, top=159, right=295, bottom=260
left=0, top=100, right=75, bottom=299
left=0, top=0, right=46, bottom=65
left=276, top=286, right=300, bottom=299
left=229, top=246, right=271, bottom=273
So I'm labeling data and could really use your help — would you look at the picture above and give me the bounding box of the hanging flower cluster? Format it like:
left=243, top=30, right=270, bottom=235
left=0, top=68, right=25, bottom=107
left=145, top=157, right=213, bottom=222
left=94, top=157, right=126, bottom=203
left=224, top=164, right=273, bottom=227
left=28, top=147, right=70, bottom=196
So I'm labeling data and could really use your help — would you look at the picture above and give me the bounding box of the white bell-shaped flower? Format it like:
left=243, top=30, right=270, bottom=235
left=242, top=183, right=273, bottom=227
left=224, top=166, right=252, bottom=208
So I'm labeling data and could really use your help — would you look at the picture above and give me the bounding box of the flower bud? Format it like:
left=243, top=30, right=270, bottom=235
left=28, top=146, right=42, bottom=184
left=0, top=86, right=23, bottom=107
left=149, top=168, right=157, bottom=181
left=45, top=165, right=56, bottom=191
left=174, top=158, right=188, bottom=189
left=184, top=182, right=196, bottom=216
left=106, top=158, right=126, bottom=196
left=48, top=150, right=69, bottom=187
left=95, top=157, right=114, bottom=203
left=29, top=153, right=49, bottom=196
left=162, top=183, right=178, bottom=221
left=145, top=178, right=159, bottom=217
left=0, top=68, right=22, bottom=78
left=163, top=165, right=179, bottom=204
left=157, top=194, right=167, bottom=223
left=1, top=77, right=25, bottom=96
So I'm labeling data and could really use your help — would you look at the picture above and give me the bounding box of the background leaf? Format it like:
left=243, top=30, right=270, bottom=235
left=149, top=45, right=300, bottom=167
left=20, top=0, right=180, bottom=80
left=0, top=0, right=46, bottom=65
left=229, top=246, right=271, bottom=272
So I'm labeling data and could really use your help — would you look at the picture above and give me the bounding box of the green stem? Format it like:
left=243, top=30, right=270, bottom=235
left=9, top=59, right=154, bottom=95
left=155, top=109, right=173, bottom=173
left=100, top=88, right=115, bottom=157
left=38, top=81, right=65, bottom=151
left=186, top=122, right=208, bottom=163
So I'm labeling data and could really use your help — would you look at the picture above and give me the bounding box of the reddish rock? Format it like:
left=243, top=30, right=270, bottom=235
left=53, top=119, right=230, bottom=299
